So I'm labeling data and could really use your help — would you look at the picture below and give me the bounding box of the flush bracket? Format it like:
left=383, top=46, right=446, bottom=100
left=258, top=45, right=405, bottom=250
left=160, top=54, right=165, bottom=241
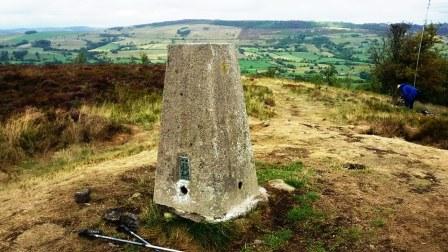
left=178, top=155, right=190, bottom=180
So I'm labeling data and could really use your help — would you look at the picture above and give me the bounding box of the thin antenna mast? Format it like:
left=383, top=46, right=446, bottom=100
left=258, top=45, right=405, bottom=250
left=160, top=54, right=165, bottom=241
left=413, top=0, right=431, bottom=87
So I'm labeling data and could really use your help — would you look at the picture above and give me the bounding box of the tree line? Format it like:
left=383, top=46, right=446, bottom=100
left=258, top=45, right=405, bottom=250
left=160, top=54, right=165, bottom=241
left=370, top=23, right=448, bottom=106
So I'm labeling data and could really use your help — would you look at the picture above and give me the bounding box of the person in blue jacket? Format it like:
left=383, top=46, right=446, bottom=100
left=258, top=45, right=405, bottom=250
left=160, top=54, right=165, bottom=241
left=397, top=83, right=419, bottom=109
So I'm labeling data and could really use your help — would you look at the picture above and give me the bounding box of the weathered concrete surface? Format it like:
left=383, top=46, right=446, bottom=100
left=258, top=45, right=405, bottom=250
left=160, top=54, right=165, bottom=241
left=154, top=44, right=263, bottom=222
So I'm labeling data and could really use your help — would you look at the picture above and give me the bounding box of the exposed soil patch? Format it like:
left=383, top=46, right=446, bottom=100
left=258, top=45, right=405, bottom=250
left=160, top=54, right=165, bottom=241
left=13, top=223, right=65, bottom=251
left=266, top=188, right=296, bottom=227
left=393, top=171, right=441, bottom=194
left=266, top=147, right=310, bottom=163
left=363, top=146, right=399, bottom=156
left=409, top=172, right=441, bottom=194
left=252, top=79, right=448, bottom=252
left=393, top=172, right=413, bottom=183
left=340, top=132, right=363, bottom=143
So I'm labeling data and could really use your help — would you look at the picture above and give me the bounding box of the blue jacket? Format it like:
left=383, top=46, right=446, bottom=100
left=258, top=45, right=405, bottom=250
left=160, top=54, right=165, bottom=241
left=399, top=83, right=418, bottom=105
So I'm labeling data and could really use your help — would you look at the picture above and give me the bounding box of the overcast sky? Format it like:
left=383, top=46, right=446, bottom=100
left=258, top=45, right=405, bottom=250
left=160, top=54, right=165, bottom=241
left=0, top=0, right=447, bottom=29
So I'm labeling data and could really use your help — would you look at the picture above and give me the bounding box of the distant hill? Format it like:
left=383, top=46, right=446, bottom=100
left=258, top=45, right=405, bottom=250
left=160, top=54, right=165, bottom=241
left=0, top=26, right=101, bottom=35
left=0, top=19, right=447, bottom=88
left=3, top=20, right=447, bottom=35
left=130, top=19, right=448, bottom=35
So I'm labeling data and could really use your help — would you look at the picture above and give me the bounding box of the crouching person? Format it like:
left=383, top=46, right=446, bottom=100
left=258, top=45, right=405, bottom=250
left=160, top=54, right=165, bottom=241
left=397, top=83, right=419, bottom=109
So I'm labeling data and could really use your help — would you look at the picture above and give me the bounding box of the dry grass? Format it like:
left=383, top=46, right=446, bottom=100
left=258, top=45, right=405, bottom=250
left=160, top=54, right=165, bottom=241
left=80, top=90, right=162, bottom=129
left=285, top=83, right=448, bottom=149
left=243, top=79, right=276, bottom=120
left=0, top=64, right=165, bottom=177
left=135, top=161, right=351, bottom=252
left=0, top=89, right=162, bottom=175
left=0, top=66, right=275, bottom=179
left=0, top=108, right=127, bottom=169
left=2, top=76, right=447, bottom=252
left=0, top=64, right=165, bottom=121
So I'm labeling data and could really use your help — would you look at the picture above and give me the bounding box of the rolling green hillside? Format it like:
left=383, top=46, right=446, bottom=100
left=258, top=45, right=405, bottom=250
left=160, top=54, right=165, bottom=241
left=0, top=20, right=447, bottom=87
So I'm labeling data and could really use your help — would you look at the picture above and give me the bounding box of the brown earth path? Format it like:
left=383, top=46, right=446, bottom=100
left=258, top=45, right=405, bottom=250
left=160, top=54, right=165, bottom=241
left=250, top=78, right=448, bottom=252
left=0, top=78, right=447, bottom=251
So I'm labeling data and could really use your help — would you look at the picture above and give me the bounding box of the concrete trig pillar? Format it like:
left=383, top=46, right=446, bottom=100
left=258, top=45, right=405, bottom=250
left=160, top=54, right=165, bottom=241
left=154, top=44, right=265, bottom=222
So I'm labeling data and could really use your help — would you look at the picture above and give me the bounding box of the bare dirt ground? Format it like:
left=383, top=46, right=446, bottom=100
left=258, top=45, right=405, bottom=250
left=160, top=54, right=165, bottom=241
left=0, top=78, right=447, bottom=252
left=250, top=79, right=448, bottom=252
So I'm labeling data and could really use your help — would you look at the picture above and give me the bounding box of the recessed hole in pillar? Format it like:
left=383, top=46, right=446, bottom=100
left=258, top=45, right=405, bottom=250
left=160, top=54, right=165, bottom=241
left=180, top=92, right=183, bottom=96
left=238, top=181, right=243, bottom=189
left=180, top=186, right=188, bottom=195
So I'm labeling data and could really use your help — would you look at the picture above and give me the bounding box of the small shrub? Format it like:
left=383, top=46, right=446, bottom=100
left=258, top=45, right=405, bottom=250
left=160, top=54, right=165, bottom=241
left=285, top=178, right=305, bottom=189
left=143, top=204, right=238, bottom=251
left=294, top=191, right=320, bottom=205
left=244, top=85, right=276, bottom=120
left=408, top=118, right=448, bottom=148
left=263, top=229, right=293, bottom=250
left=307, top=241, right=327, bottom=252
left=102, top=85, right=162, bottom=129
left=256, top=161, right=304, bottom=184
left=363, top=98, right=396, bottom=112
left=188, top=221, right=237, bottom=250
left=287, top=204, right=323, bottom=224
left=288, top=191, right=322, bottom=225
left=142, top=202, right=163, bottom=227
left=332, top=227, right=362, bottom=248
left=370, top=218, right=386, bottom=228
left=0, top=108, right=128, bottom=167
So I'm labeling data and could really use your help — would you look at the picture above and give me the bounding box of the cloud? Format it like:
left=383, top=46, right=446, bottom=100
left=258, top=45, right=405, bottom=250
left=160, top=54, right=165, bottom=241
left=430, top=1, right=448, bottom=23
left=0, top=0, right=446, bottom=29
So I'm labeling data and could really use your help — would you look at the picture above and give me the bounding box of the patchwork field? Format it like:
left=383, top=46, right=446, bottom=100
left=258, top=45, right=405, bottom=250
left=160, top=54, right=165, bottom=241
left=1, top=20, right=447, bottom=89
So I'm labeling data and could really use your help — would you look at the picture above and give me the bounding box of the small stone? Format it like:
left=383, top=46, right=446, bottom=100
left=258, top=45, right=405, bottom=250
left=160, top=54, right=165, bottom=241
left=74, top=188, right=91, bottom=204
left=267, top=179, right=295, bottom=193
left=257, top=187, right=269, bottom=202
left=254, top=239, right=263, bottom=245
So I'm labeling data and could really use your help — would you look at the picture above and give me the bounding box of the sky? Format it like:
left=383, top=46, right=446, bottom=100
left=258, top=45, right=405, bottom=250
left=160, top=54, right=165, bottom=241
left=0, top=0, right=447, bottom=29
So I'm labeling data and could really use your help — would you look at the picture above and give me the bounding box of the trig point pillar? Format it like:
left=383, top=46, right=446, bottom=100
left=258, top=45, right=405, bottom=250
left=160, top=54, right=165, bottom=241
left=154, top=44, right=265, bottom=222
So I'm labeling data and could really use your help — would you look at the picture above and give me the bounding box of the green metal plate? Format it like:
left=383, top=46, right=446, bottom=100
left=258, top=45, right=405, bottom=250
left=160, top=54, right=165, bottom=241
left=178, top=155, right=190, bottom=180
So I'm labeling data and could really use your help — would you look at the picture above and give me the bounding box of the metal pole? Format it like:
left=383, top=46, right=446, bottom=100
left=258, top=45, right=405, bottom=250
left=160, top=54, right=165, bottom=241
left=118, top=224, right=154, bottom=247
left=413, top=0, right=431, bottom=87
left=92, top=233, right=183, bottom=252
left=80, top=229, right=183, bottom=252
